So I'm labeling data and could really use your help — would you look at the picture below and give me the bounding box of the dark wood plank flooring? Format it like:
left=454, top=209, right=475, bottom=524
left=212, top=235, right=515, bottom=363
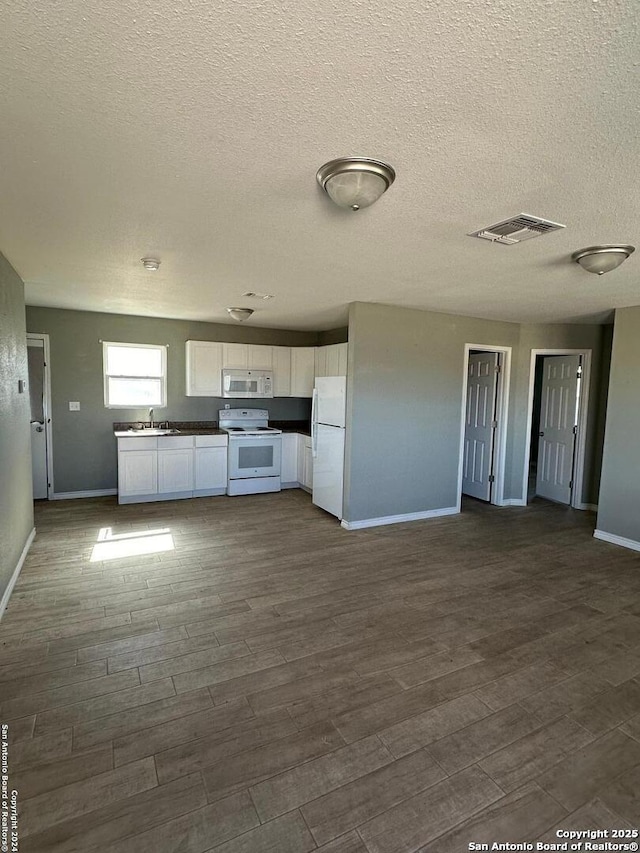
left=2, top=491, right=640, bottom=852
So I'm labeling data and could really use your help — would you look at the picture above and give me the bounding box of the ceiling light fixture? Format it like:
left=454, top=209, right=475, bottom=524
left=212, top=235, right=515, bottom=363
left=141, top=257, right=160, bottom=271
left=226, top=307, right=254, bottom=322
left=571, top=245, right=635, bottom=275
left=316, top=157, right=396, bottom=211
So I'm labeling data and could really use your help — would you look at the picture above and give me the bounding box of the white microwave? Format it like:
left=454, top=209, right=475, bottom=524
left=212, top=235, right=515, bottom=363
left=222, top=369, right=273, bottom=398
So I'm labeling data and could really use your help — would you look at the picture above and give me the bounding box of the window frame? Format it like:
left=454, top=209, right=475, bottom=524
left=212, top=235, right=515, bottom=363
left=102, top=341, right=168, bottom=409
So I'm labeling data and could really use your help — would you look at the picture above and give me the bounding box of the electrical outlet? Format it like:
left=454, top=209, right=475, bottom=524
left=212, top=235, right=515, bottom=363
left=69, top=401, right=80, bottom=411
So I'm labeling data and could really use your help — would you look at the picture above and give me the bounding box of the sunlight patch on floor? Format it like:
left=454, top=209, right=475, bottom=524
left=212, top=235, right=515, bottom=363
left=90, top=527, right=175, bottom=562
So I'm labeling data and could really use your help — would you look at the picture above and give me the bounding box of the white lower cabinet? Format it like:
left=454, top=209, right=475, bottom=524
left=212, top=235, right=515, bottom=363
left=158, top=448, right=194, bottom=495
left=194, top=447, right=227, bottom=495
left=281, top=434, right=298, bottom=487
left=297, top=434, right=313, bottom=491
left=117, top=434, right=228, bottom=503
left=118, top=450, right=158, bottom=498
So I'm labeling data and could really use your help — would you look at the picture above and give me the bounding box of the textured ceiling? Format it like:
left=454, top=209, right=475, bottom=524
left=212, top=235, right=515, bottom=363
left=1, top=0, right=639, bottom=330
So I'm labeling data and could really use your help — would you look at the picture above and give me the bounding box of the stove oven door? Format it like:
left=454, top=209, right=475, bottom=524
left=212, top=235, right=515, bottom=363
left=228, top=436, right=282, bottom=479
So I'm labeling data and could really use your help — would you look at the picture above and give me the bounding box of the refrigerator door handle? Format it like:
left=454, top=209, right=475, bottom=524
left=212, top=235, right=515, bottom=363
left=311, top=387, right=318, bottom=458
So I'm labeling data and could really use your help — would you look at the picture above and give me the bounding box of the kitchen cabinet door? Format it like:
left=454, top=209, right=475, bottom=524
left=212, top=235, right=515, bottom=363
left=297, top=434, right=313, bottom=491
left=186, top=341, right=223, bottom=396
left=222, top=343, right=248, bottom=369
left=118, top=450, right=158, bottom=497
left=281, top=433, right=298, bottom=486
left=194, top=447, right=227, bottom=492
left=158, top=448, right=194, bottom=494
left=248, top=345, right=273, bottom=368
left=272, top=346, right=291, bottom=396
left=314, top=346, right=327, bottom=378
left=316, top=344, right=347, bottom=377
left=290, top=347, right=315, bottom=397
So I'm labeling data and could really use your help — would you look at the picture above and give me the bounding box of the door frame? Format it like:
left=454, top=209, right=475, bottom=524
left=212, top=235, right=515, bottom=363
left=457, top=343, right=512, bottom=509
left=26, top=332, right=54, bottom=499
left=521, top=348, right=592, bottom=510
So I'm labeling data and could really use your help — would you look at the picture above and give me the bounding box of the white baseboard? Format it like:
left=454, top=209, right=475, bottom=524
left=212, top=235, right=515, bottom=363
left=52, top=489, right=118, bottom=500
left=575, top=502, right=598, bottom=512
left=499, top=498, right=527, bottom=507
left=341, top=506, right=458, bottom=531
left=593, top=529, right=640, bottom=553
left=1, top=527, right=36, bottom=622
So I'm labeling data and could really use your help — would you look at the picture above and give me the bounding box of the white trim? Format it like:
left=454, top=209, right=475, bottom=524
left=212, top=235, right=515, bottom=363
left=594, top=529, right=640, bottom=553
left=457, top=343, right=512, bottom=509
left=26, top=332, right=54, bottom=499
left=52, top=489, right=118, bottom=500
left=0, top=528, right=36, bottom=621
left=576, top=502, right=598, bottom=512
left=341, top=506, right=458, bottom=530
left=499, top=498, right=527, bottom=507
left=521, top=349, right=592, bottom=510
left=102, top=341, right=168, bottom=409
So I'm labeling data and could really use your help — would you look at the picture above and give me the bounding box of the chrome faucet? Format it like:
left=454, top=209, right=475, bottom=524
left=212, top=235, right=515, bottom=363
left=148, top=408, right=154, bottom=429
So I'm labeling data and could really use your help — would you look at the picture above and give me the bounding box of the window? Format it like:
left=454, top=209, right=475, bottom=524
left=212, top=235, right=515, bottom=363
left=103, top=342, right=167, bottom=408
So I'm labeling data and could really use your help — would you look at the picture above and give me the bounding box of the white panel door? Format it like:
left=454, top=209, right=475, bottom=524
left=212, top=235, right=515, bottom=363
left=158, top=449, right=194, bottom=493
left=536, top=355, right=580, bottom=504
left=462, top=352, right=499, bottom=501
left=119, top=451, right=158, bottom=496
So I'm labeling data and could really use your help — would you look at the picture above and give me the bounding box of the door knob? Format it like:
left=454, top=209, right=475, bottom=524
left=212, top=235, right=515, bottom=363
left=539, top=431, right=544, bottom=437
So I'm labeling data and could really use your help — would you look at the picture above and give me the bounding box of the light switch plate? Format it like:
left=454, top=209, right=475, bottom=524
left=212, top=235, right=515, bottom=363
left=69, top=401, right=80, bottom=411
left=18, top=379, right=27, bottom=393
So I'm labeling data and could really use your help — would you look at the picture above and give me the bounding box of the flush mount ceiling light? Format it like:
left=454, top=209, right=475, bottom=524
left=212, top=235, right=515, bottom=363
left=226, top=307, right=254, bottom=322
left=316, top=157, right=396, bottom=211
left=141, top=257, right=160, bottom=271
left=571, top=245, right=635, bottom=275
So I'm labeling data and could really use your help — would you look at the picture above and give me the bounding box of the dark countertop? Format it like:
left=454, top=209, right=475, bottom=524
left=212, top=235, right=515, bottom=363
left=114, top=420, right=310, bottom=438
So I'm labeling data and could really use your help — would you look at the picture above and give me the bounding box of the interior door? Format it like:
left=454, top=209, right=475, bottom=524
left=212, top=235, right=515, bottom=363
left=462, top=352, right=498, bottom=501
left=27, top=339, right=48, bottom=499
left=536, top=355, right=580, bottom=504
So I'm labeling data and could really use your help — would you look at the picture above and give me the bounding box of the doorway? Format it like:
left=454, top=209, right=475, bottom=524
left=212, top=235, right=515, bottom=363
left=26, top=333, right=54, bottom=499
left=523, top=349, right=592, bottom=509
left=457, top=343, right=511, bottom=508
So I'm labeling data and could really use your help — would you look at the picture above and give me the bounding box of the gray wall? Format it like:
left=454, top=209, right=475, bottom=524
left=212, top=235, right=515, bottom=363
left=0, top=254, right=34, bottom=603
left=596, top=307, right=640, bottom=542
left=344, top=302, right=520, bottom=522
left=318, top=327, right=348, bottom=346
left=344, top=302, right=608, bottom=524
left=26, top=307, right=318, bottom=493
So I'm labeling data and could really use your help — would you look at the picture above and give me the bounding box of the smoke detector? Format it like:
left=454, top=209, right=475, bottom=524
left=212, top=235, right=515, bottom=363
left=469, top=214, right=565, bottom=245
left=141, top=257, right=160, bottom=270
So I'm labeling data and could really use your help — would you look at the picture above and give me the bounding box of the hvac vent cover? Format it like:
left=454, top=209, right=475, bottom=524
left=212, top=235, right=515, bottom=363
left=469, top=213, right=565, bottom=245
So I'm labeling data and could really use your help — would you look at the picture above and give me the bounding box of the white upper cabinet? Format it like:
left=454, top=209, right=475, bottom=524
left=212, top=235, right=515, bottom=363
left=272, top=346, right=291, bottom=397
left=315, top=343, right=348, bottom=378
left=222, top=343, right=273, bottom=369
left=186, top=341, right=223, bottom=397
left=290, top=347, right=315, bottom=397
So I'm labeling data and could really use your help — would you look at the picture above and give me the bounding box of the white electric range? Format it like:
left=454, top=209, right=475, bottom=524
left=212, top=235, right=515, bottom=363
left=218, top=409, right=282, bottom=495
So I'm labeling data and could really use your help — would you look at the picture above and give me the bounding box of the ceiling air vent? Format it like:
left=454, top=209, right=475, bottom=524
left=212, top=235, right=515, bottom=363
left=469, top=213, right=565, bottom=245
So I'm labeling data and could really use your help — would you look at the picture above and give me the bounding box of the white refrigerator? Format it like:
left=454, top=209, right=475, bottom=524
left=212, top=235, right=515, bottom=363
left=312, top=376, right=346, bottom=519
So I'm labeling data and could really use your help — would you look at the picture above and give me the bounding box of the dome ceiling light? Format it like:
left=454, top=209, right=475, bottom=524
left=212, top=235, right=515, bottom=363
left=226, top=307, right=254, bottom=322
left=571, top=245, right=635, bottom=275
left=316, top=157, right=396, bottom=211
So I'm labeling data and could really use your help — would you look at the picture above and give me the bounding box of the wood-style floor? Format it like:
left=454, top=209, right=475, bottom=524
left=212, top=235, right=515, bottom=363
left=2, top=491, right=640, bottom=852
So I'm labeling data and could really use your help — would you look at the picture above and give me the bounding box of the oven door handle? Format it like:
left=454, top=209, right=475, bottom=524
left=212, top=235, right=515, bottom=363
left=311, top=387, right=318, bottom=459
